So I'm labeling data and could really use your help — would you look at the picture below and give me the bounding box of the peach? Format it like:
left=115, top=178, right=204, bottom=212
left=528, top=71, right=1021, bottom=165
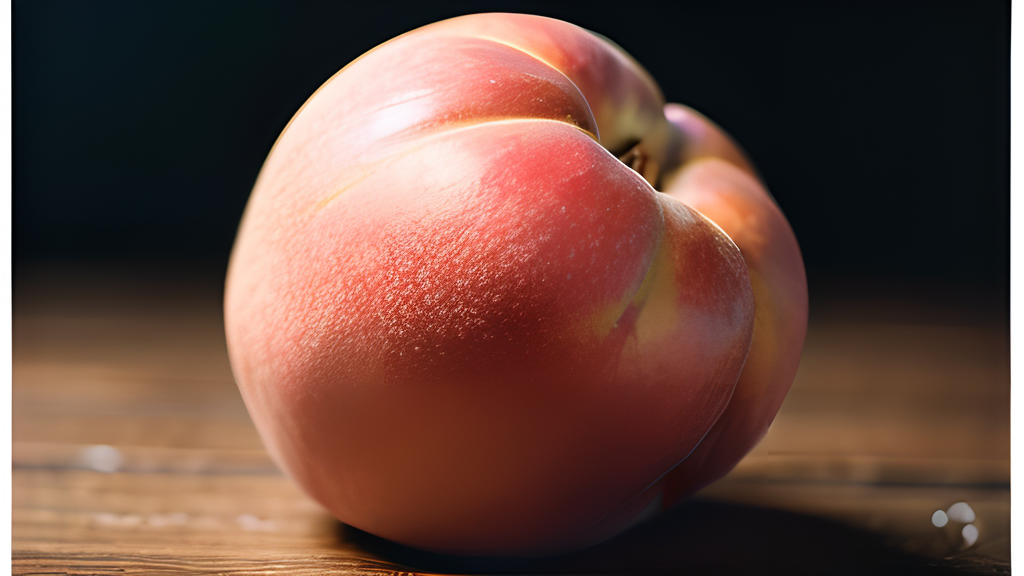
left=225, top=13, right=805, bottom=556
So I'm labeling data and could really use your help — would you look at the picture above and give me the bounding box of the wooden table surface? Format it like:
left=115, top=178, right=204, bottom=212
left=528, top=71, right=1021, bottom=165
left=12, top=264, right=1010, bottom=575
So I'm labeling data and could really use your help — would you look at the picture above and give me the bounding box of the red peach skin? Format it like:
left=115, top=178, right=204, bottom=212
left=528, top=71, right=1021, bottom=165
left=658, top=104, right=809, bottom=504
left=225, top=13, right=804, bottom=556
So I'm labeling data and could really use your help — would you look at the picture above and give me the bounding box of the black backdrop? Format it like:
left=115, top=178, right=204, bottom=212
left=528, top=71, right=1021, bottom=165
left=13, top=1, right=1010, bottom=306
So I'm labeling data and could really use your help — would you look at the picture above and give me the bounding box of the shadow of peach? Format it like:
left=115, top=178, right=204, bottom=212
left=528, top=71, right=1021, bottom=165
left=336, top=498, right=1002, bottom=575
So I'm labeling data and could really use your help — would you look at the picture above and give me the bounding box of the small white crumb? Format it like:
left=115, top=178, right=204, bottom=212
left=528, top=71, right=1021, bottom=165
left=80, top=445, right=122, bottom=473
left=237, top=513, right=275, bottom=532
left=947, top=502, right=976, bottom=523
left=962, top=524, right=979, bottom=547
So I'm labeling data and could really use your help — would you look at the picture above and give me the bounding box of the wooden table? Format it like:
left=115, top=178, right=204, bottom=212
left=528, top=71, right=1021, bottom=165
left=12, top=264, right=1010, bottom=575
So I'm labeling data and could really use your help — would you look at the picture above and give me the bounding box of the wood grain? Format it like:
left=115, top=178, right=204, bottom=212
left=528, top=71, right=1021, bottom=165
left=12, top=264, right=1010, bottom=575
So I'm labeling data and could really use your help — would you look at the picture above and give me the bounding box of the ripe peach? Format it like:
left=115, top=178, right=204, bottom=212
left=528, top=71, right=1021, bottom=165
left=225, top=13, right=805, bottom=556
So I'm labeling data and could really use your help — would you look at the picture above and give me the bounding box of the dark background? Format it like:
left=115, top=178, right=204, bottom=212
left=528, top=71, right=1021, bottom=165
left=13, top=0, right=1010, bottom=315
